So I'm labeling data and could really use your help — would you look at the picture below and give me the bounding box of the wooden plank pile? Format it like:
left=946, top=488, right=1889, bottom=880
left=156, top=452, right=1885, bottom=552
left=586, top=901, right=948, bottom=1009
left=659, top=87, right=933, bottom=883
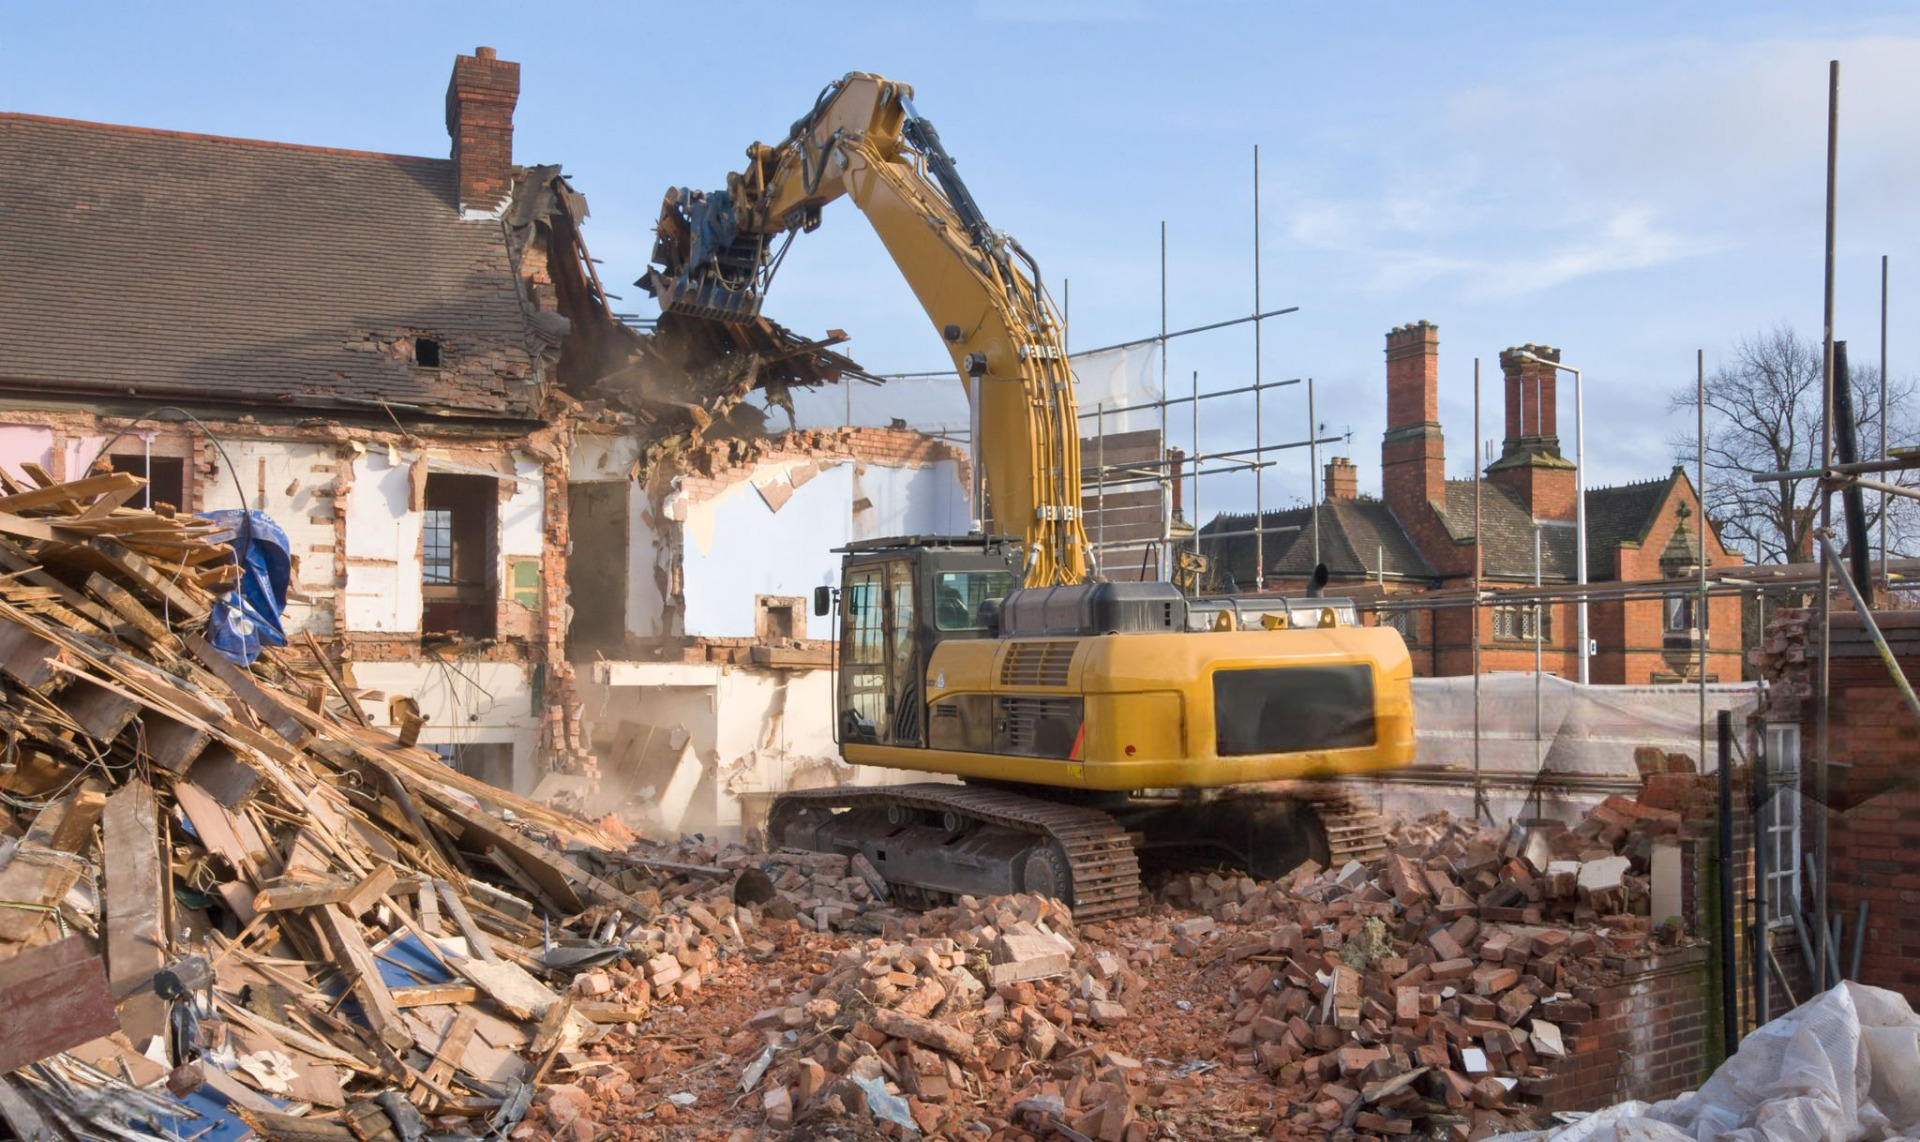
left=0, top=471, right=664, bottom=1140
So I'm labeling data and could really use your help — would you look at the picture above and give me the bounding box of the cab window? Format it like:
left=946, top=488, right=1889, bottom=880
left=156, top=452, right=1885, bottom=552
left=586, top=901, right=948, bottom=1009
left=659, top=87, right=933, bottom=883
left=933, top=570, right=1016, bottom=631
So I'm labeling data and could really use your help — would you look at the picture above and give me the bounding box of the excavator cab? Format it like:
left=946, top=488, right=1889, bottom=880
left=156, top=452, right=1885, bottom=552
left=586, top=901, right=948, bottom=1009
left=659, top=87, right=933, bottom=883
left=824, top=536, right=1020, bottom=749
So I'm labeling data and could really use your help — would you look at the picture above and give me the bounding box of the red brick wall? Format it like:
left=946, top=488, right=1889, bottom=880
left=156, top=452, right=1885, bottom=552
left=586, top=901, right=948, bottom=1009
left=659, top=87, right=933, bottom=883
left=1762, top=610, right=1920, bottom=1005
left=1526, top=947, right=1714, bottom=1110
left=1488, top=462, right=1577, bottom=524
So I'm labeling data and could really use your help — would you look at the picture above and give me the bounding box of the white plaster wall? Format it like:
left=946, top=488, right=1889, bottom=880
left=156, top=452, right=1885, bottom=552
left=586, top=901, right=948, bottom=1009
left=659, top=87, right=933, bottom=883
left=199, top=438, right=341, bottom=636
left=580, top=661, right=897, bottom=838
left=499, top=458, right=545, bottom=558
left=627, top=499, right=667, bottom=640
left=677, top=459, right=967, bottom=640
left=352, top=660, right=540, bottom=792
left=0, top=425, right=54, bottom=484
left=343, top=448, right=423, bottom=633
left=64, top=434, right=106, bottom=479
left=568, top=434, right=640, bottom=482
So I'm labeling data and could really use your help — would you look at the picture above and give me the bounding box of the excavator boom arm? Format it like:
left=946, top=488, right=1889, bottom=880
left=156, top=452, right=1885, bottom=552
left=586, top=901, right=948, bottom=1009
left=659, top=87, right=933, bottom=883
left=645, top=73, right=1091, bottom=586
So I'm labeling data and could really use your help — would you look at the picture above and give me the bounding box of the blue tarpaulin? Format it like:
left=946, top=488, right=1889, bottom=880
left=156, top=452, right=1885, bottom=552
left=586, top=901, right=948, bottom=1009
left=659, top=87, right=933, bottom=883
left=197, top=509, right=290, bottom=666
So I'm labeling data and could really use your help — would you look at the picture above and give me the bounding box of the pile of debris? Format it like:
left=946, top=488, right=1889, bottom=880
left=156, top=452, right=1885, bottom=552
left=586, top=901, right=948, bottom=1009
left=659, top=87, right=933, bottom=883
left=0, top=471, right=666, bottom=1140
left=586, top=792, right=1706, bottom=1140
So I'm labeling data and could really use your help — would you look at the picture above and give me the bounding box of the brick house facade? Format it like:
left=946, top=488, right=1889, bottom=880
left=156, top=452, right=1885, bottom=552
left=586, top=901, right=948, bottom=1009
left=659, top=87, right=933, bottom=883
left=1205, top=323, right=1743, bottom=685
left=0, top=48, right=937, bottom=806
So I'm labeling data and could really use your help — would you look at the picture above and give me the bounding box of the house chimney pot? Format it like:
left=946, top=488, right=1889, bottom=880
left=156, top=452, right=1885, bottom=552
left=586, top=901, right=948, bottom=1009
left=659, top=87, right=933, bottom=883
left=446, top=47, right=520, bottom=213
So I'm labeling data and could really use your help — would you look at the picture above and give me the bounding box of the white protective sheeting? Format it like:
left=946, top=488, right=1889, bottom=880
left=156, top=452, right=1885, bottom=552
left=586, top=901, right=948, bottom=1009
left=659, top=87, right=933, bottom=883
left=1071, top=343, right=1162, bottom=435
left=1492, top=983, right=1920, bottom=1142
left=1413, top=674, right=1760, bottom=777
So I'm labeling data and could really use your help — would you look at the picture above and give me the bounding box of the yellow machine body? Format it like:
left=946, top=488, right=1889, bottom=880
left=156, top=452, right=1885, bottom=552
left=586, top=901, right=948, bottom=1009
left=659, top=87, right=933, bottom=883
left=849, top=625, right=1415, bottom=789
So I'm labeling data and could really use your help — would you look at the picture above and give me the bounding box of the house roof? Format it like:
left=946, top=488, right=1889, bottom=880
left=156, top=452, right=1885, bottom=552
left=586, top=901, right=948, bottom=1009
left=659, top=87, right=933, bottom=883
left=1436, top=480, right=1579, bottom=582
left=1584, top=472, right=1683, bottom=580
left=1197, top=473, right=1690, bottom=590
left=1202, top=498, right=1436, bottom=587
left=0, top=114, right=542, bottom=418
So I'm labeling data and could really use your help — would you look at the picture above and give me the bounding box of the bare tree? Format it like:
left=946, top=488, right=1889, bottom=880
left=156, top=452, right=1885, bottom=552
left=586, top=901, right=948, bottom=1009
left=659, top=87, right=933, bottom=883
left=1670, top=325, right=1918, bottom=564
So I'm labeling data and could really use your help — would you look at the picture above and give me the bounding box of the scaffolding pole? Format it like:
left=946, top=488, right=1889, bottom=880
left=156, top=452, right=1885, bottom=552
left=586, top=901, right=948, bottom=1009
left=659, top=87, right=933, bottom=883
left=1254, top=144, right=1266, bottom=591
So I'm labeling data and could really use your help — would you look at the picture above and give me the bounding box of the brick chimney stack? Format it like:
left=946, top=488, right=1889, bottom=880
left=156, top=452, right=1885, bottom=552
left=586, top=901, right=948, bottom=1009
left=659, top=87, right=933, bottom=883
left=1381, top=321, right=1445, bottom=518
left=446, top=46, right=520, bottom=213
left=1488, top=343, right=1577, bottom=522
left=1324, top=456, right=1358, bottom=501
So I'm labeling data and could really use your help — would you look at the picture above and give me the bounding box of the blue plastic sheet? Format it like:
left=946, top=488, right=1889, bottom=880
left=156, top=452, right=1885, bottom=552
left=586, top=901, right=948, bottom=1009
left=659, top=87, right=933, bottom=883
left=197, top=510, right=290, bottom=666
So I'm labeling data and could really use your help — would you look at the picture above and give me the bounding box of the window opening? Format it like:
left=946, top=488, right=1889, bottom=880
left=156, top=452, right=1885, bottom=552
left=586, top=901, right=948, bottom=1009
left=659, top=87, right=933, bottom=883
left=108, top=454, right=186, bottom=511
left=414, top=337, right=442, bottom=367
left=1762, top=723, right=1803, bottom=928
left=423, top=509, right=454, bottom=585
left=1492, top=604, right=1548, bottom=642
left=421, top=472, right=497, bottom=639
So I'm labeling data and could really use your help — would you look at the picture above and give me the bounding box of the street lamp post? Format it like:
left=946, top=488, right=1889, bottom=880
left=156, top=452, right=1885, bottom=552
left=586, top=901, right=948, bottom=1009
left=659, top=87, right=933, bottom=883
left=1512, top=351, right=1587, bottom=686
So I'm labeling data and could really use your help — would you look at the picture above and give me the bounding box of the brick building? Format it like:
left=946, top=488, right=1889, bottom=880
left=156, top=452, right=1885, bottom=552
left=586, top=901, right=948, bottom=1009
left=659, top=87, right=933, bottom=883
left=0, top=48, right=960, bottom=811
left=1205, top=322, right=1743, bottom=684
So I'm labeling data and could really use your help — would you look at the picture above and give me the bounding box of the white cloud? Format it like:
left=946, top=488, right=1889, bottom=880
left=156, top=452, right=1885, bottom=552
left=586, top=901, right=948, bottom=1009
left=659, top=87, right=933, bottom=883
left=1274, top=33, right=1920, bottom=303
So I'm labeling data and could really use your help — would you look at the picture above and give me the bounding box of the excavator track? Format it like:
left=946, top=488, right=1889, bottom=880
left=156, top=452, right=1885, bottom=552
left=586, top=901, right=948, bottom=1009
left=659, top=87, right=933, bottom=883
left=1286, top=782, right=1392, bottom=868
left=770, top=783, right=1142, bottom=922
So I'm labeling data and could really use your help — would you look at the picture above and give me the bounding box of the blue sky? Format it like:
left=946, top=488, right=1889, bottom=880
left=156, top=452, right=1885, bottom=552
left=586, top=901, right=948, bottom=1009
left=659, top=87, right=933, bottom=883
left=7, top=3, right=1918, bottom=516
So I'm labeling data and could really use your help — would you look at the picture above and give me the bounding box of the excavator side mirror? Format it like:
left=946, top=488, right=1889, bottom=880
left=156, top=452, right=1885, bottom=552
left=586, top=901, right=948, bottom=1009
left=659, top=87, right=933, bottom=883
left=813, top=585, right=835, bottom=617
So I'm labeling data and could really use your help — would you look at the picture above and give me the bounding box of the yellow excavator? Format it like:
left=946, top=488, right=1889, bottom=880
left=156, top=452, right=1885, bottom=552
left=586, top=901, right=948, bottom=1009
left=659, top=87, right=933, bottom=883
left=645, top=73, right=1414, bottom=919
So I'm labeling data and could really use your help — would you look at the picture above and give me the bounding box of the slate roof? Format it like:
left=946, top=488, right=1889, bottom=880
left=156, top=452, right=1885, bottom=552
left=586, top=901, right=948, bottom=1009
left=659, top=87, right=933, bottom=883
left=1436, top=480, right=1579, bottom=582
left=1202, top=498, right=1436, bottom=587
left=0, top=114, right=541, bottom=418
left=1199, top=473, right=1689, bottom=589
left=1584, top=472, right=1681, bottom=580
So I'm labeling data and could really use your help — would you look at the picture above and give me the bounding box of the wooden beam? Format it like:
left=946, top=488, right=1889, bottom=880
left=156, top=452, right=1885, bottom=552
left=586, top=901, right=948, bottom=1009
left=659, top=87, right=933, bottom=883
left=310, top=904, right=414, bottom=1053
left=85, top=572, right=181, bottom=653
left=422, top=1011, right=477, bottom=1087
left=0, top=472, right=140, bottom=514
left=183, top=632, right=312, bottom=747
left=392, top=984, right=481, bottom=1010
left=0, top=937, right=118, bottom=1072
left=436, top=881, right=498, bottom=964
left=102, top=780, right=170, bottom=1043
left=0, top=783, right=108, bottom=944
left=89, top=535, right=208, bottom=619
left=0, top=614, right=62, bottom=690
left=61, top=674, right=142, bottom=741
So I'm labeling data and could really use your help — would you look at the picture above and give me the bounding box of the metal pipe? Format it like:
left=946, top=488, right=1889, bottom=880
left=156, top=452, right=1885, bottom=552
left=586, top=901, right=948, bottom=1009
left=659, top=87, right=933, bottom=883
left=1310, top=377, right=1320, bottom=571
left=1096, top=402, right=1106, bottom=563
left=1749, top=453, right=1920, bottom=482
left=1754, top=731, right=1771, bottom=1025
left=1474, top=358, right=1488, bottom=823
left=1851, top=898, right=1869, bottom=981
left=1718, top=710, right=1738, bottom=1057
left=1700, top=349, right=1710, bottom=767
left=1254, top=144, right=1264, bottom=593
left=1160, top=220, right=1170, bottom=582
left=1071, top=306, right=1302, bottom=358
left=1815, top=57, right=1840, bottom=993
left=1511, top=350, right=1588, bottom=683
left=1532, top=524, right=1543, bottom=821
left=1191, top=369, right=1200, bottom=562
left=1882, top=255, right=1890, bottom=589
